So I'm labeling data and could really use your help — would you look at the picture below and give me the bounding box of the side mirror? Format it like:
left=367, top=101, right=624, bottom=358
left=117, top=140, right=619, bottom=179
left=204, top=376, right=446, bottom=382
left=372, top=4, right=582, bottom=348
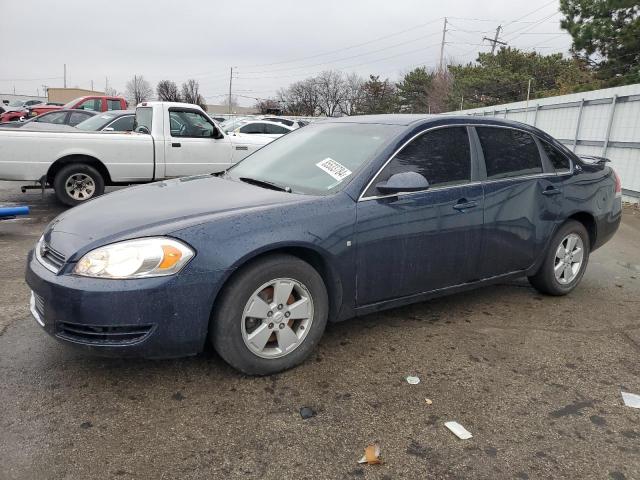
left=135, top=125, right=151, bottom=134
left=103, top=127, right=115, bottom=132
left=376, top=171, right=429, bottom=195
left=211, top=128, right=224, bottom=139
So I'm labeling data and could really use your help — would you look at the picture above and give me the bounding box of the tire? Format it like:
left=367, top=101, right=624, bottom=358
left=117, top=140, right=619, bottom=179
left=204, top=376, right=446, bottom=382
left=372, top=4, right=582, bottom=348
left=528, top=220, right=590, bottom=296
left=211, top=254, right=328, bottom=375
left=53, top=163, right=105, bottom=207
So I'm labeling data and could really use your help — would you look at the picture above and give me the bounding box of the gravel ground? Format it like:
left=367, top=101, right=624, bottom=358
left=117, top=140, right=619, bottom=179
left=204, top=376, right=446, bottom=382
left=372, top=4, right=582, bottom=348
left=1, top=182, right=639, bottom=480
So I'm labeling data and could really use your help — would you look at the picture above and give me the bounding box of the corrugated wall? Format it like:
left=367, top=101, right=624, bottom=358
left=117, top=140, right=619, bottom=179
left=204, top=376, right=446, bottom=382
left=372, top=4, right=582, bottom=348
left=456, top=83, right=640, bottom=196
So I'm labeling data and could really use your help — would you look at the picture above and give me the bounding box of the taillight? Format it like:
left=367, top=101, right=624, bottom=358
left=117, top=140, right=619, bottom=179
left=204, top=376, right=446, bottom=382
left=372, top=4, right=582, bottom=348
left=613, top=169, right=622, bottom=197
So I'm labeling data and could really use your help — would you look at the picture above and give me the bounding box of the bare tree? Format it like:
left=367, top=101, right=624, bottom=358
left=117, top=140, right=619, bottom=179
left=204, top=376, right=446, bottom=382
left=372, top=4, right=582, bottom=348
left=339, top=73, right=365, bottom=115
left=255, top=98, right=281, bottom=114
left=125, top=75, right=153, bottom=105
left=181, top=79, right=207, bottom=110
left=425, top=71, right=452, bottom=113
left=156, top=80, right=181, bottom=102
left=104, top=86, right=119, bottom=97
left=222, top=94, right=239, bottom=110
left=277, top=78, right=321, bottom=116
left=315, top=70, right=346, bottom=117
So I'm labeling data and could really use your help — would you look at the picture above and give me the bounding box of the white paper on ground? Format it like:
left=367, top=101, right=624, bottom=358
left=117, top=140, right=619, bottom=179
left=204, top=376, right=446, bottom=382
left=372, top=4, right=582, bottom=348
left=445, top=421, right=473, bottom=440
left=621, top=391, right=640, bottom=408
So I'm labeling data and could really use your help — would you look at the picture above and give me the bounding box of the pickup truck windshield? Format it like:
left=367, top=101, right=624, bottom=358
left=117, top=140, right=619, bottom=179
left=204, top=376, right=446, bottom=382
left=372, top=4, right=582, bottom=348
left=227, top=122, right=402, bottom=195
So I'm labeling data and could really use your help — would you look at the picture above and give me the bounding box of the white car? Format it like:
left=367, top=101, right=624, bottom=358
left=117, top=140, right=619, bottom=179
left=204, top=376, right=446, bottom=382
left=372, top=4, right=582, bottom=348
left=230, top=120, right=295, bottom=139
left=0, top=102, right=273, bottom=205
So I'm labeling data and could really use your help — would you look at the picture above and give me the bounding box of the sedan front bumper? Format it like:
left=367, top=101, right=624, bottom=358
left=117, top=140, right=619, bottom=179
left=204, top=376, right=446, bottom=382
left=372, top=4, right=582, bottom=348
left=25, top=250, right=227, bottom=358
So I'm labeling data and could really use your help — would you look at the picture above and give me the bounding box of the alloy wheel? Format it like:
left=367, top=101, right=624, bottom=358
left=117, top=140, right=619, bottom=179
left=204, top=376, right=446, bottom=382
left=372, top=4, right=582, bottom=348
left=64, top=173, right=95, bottom=201
left=241, top=278, right=314, bottom=359
left=554, top=233, right=584, bottom=284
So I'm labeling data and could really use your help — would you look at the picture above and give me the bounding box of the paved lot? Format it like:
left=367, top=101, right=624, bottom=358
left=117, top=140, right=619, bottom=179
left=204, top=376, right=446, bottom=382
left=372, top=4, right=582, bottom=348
left=1, top=181, right=639, bottom=480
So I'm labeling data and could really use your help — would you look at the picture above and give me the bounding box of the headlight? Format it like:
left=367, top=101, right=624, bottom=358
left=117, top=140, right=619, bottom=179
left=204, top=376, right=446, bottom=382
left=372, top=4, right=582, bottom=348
left=73, top=237, right=194, bottom=279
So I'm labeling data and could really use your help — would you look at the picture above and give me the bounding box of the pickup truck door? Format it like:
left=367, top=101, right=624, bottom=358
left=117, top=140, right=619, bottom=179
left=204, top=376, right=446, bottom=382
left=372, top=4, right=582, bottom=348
left=164, top=108, right=233, bottom=177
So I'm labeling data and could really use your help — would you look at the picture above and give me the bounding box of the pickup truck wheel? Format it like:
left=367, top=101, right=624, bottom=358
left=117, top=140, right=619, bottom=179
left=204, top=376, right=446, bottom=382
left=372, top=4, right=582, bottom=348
left=210, top=254, right=328, bottom=375
left=53, top=164, right=105, bottom=206
left=528, top=220, right=590, bottom=296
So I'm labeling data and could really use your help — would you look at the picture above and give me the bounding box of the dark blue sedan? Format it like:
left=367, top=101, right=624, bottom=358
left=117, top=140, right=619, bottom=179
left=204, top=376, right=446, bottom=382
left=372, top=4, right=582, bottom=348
left=26, top=115, right=622, bottom=374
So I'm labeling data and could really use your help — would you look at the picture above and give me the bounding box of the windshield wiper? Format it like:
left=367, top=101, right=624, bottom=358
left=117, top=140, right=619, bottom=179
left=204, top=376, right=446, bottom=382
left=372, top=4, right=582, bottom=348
left=239, top=177, right=292, bottom=193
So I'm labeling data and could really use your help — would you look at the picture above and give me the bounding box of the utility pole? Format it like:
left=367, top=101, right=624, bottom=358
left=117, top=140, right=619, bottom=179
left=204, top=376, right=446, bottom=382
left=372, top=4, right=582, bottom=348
left=228, top=67, right=234, bottom=114
left=105, top=76, right=109, bottom=93
left=438, top=17, right=448, bottom=71
left=525, top=78, right=532, bottom=107
left=483, top=25, right=507, bottom=54
left=63, top=64, right=67, bottom=88
left=91, top=80, right=94, bottom=91
left=460, top=95, right=464, bottom=111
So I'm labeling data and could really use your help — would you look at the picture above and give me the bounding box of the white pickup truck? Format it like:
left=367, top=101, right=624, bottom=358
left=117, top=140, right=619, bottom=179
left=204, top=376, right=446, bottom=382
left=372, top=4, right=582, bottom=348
left=0, top=101, right=272, bottom=205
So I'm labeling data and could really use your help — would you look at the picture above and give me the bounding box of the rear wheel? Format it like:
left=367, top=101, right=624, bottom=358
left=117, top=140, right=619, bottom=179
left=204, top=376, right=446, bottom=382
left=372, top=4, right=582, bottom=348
left=528, top=220, right=590, bottom=295
left=53, top=163, right=105, bottom=207
left=211, top=254, right=328, bottom=375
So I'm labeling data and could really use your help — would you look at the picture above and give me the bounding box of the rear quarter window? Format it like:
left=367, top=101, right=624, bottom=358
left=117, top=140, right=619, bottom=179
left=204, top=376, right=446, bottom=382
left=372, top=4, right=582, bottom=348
left=541, top=141, right=571, bottom=173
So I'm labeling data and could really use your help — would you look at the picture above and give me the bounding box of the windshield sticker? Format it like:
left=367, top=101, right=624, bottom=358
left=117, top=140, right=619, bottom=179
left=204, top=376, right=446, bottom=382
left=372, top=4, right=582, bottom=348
left=316, top=158, right=352, bottom=182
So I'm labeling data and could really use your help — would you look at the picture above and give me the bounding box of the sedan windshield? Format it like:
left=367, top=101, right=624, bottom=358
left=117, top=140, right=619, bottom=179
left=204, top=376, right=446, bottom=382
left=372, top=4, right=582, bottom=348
left=227, top=122, right=402, bottom=195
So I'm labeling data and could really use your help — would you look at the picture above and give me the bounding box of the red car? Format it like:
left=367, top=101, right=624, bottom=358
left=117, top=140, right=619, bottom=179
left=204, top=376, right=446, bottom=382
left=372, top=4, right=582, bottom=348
left=0, top=96, right=127, bottom=123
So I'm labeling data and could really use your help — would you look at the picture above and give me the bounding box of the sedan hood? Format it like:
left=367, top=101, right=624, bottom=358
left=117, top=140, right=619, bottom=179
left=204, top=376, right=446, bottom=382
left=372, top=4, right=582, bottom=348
left=45, top=175, right=305, bottom=259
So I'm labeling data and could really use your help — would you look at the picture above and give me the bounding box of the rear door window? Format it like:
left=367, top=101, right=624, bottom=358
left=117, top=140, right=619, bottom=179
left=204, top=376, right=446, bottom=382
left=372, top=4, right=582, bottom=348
left=264, top=123, right=289, bottom=135
left=541, top=141, right=571, bottom=173
left=477, top=127, right=542, bottom=179
left=69, top=111, right=92, bottom=126
left=106, top=99, right=123, bottom=110
left=36, top=111, right=67, bottom=124
left=239, top=123, right=265, bottom=134
left=365, top=126, right=471, bottom=196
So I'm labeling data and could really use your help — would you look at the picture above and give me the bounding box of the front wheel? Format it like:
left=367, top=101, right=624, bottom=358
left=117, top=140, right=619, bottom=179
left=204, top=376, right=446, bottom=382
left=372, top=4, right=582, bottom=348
left=53, top=163, right=105, bottom=207
left=211, top=254, right=328, bottom=375
left=528, top=220, right=590, bottom=295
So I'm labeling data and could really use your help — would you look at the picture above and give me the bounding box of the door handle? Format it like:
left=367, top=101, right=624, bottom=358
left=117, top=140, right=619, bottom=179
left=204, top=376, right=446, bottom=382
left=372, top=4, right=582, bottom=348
left=453, top=200, right=478, bottom=211
left=542, top=187, right=561, bottom=196
left=171, top=142, right=181, bottom=148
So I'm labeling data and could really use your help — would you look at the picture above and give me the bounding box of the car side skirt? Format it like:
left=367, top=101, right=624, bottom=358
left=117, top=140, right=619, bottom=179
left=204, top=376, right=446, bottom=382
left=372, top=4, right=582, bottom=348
left=350, top=270, right=525, bottom=319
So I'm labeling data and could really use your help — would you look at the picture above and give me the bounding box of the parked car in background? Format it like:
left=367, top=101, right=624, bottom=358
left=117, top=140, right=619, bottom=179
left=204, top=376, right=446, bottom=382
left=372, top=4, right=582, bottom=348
left=74, top=110, right=135, bottom=132
left=0, top=109, right=96, bottom=129
left=230, top=120, right=295, bottom=138
left=262, top=116, right=308, bottom=128
left=23, top=115, right=622, bottom=374
left=0, top=99, right=45, bottom=121
left=23, top=95, right=127, bottom=119
left=0, top=102, right=273, bottom=205
left=220, top=117, right=250, bottom=133
left=209, top=115, right=227, bottom=123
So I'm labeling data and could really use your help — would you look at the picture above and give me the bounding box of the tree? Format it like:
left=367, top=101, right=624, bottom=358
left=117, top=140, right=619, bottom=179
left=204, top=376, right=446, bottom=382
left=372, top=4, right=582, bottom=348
left=396, top=67, right=434, bottom=113
left=255, top=98, right=281, bottom=114
left=221, top=94, right=239, bottom=112
left=560, top=0, right=640, bottom=85
left=359, top=75, right=398, bottom=114
left=125, top=75, right=153, bottom=105
left=181, top=79, right=207, bottom=110
left=156, top=80, right=181, bottom=102
left=315, top=70, right=346, bottom=117
left=339, top=73, right=366, bottom=116
left=277, top=78, right=320, bottom=116
left=446, top=47, right=597, bottom=110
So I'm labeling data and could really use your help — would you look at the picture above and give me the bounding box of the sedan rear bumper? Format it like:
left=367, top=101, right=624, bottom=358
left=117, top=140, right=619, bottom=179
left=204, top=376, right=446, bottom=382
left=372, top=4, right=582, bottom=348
left=25, top=250, right=226, bottom=358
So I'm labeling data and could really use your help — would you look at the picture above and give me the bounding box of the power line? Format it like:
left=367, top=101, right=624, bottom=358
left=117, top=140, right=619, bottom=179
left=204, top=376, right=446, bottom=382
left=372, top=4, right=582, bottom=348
left=237, top=17, right=444, bottom=69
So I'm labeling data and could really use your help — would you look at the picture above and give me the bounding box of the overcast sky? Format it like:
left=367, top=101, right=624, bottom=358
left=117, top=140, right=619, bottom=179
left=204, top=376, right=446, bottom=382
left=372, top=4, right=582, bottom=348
left=0, top=0, right=571, bottom=106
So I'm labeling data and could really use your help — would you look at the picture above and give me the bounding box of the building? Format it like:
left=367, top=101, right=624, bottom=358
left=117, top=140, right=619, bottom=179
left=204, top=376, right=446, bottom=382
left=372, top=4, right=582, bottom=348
left=47, top=88, right=106, bottom=104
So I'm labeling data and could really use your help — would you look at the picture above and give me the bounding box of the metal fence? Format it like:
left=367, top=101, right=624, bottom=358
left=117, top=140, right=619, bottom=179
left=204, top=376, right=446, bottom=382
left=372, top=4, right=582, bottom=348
left=456, top=83, right=640, bottom=197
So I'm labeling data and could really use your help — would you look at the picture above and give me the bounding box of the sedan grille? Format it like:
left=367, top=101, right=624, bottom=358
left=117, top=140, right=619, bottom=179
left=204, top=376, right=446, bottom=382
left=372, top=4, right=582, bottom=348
left=57, top=322, right=153, bottom=345
left=37, top=240, right=66, bottom=273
